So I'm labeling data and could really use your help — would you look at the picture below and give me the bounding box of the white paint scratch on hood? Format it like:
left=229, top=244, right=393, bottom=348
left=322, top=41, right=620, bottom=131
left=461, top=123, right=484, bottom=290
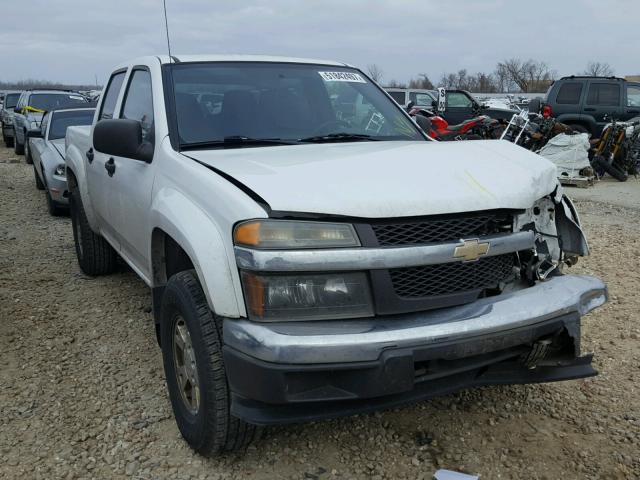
left=186, top=140, right=559, bottom=218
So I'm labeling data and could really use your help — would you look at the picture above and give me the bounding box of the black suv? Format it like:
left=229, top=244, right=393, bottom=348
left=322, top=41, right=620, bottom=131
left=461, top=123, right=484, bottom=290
left=544, top=76, right=640, bottom=136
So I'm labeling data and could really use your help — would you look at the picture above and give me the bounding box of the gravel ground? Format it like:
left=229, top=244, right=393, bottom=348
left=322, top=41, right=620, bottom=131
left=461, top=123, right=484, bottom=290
left=1, top=146, right=638, bottom=480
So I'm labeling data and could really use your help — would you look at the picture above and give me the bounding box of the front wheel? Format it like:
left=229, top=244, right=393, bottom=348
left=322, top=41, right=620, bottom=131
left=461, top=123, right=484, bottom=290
left=33, top=164, right=45, bottom=190
left=69, top=187, right=118, bottom=275
left=592, top=155, right=628, bottom=182
left=13, top=134, right=24, bottom=155
left=2, top=127, right=14, bottom=148
left=25, top=139, right=33, bottom=164
left=160, top=270, right=258, bottom=455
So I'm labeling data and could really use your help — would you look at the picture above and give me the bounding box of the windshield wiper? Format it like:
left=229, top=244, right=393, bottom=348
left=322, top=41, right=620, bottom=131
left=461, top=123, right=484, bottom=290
left=298, top=133, right=380, bottom=143
left=180, top=136, right=299, bottom=150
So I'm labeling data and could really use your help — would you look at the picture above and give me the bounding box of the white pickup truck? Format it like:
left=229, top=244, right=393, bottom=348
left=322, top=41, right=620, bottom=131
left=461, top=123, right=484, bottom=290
left=65, top=55, right=607, bottom=455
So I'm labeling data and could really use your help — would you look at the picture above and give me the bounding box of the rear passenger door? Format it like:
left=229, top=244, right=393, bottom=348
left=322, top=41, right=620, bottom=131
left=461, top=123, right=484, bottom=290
left=89, top=69, right=127, bottom=245
left=584, top=81, right=622, bottom=128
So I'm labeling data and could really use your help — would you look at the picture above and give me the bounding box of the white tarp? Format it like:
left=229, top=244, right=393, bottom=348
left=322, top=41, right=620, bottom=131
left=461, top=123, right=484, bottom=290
left=538, top=133, right=591, bottom=178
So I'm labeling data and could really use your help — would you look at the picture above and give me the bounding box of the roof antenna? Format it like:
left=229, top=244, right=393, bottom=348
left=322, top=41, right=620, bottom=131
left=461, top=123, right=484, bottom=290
left=163, top=0, right=173, bottom=63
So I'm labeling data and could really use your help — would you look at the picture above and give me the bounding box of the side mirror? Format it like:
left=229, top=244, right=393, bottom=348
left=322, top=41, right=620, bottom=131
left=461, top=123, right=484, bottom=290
left=93, top=119, right=153, bottom=162
left=14, top=107, right=21, bottom=114
left=528, top=98, right=542, bottom=115
left=406, top=101, right=415, bottom=112
left=26, top=130, right=43, bottom=139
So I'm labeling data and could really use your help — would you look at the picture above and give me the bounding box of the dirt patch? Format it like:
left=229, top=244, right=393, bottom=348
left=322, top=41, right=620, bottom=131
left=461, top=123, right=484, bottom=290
left=1, top=147, right=638, bottom=479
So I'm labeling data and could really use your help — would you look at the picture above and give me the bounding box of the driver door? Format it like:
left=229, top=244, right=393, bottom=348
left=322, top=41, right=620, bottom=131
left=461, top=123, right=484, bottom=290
left=443, top=91, right=475, bottom=125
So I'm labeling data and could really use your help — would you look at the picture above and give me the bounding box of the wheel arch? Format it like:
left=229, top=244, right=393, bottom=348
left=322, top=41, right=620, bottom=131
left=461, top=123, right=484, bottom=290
left=149, top=190, right=246, bottom=323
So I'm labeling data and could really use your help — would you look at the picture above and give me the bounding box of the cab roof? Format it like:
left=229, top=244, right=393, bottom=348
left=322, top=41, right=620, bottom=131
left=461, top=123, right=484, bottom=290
left=115, top=54, right=353, bottom=70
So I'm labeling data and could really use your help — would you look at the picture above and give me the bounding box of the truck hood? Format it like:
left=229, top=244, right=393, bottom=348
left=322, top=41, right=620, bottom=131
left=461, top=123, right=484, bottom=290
left=185, top=140, right=559, bottom=218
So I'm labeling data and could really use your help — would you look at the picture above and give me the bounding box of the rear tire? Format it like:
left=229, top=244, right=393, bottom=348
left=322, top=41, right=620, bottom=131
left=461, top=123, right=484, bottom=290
left=33, top=165, right=45, bottom=190
left=161, top=270, right=258, bottom=456
left=592, top=155, right=628, bottom=182
left=69, top=187, right=118, bottom=275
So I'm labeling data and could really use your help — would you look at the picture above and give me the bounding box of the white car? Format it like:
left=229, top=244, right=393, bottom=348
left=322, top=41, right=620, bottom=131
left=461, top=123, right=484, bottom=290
left=65, top=55, right=607, bottom=455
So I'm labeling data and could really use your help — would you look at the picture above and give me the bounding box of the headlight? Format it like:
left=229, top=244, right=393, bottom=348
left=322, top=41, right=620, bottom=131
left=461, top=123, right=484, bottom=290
left=241, top=271, right=373, bottom=321
left=54, top=164, right=66, bottom=177
left=234, top=220, right=360, bottom=249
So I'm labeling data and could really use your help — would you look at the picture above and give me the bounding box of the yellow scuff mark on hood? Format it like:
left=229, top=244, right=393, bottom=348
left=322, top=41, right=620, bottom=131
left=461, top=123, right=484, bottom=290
left=464, top=170, right=497, bottom=200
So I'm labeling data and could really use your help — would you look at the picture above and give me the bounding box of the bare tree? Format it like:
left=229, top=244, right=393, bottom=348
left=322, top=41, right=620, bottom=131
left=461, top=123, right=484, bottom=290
left=583, top=61, right=614, bottom=77
left=496, top=58, right=554, bottom=92
left=385, top=79, right=407, bottom=88
left=366, top=64, right=384, bottom=83
left=407, top=74, right=434, bottom=90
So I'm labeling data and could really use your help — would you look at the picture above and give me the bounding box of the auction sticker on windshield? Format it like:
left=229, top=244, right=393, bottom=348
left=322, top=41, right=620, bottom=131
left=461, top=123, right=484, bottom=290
left=319, top=71, right=366, bottom=83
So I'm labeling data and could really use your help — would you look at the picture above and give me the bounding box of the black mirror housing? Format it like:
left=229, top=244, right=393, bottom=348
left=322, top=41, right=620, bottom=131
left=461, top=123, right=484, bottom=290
left=14, top=107, right=21, bottom=114
left=27, top=130, right=43, bottom=139
left=406, top=101, right=415, bottom=111
left=93, top=119, right=153, bottom=162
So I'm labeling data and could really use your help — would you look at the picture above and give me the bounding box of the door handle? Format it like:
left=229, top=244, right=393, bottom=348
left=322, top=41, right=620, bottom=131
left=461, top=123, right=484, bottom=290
left=583, top=108, right=596, bottom=112
left=104, top=158, right=116, bottom=177
left=86, top=148, right=94, bottom=163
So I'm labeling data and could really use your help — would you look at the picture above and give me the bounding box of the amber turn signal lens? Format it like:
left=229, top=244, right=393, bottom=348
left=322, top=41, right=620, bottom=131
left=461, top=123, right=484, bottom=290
left=234, top=221, right=261, bottom=247
left=240, top=272, right=265, bottom=318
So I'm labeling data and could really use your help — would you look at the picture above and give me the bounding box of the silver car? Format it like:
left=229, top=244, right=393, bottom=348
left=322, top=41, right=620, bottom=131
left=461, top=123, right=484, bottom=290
left=13, top=89, right=90, bottom=160
left=1, top=91, right=21, bottom=147
left=29, top=107, right=95, bottom=215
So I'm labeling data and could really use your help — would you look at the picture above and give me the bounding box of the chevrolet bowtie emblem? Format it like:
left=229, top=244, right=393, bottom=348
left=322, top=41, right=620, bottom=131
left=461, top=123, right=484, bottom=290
left=454, top=239, right=490, bottom=262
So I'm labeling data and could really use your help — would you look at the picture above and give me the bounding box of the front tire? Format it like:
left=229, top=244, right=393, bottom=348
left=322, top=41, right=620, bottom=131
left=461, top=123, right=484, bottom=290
left=25, top=139, right=33, bottom=164
left=33, top=164, right=45, bottom=190
left=2, top=127, right=14, bottom=148
left=592, top=155, right=628, bottom=182
left=160, top=270, right=258, bottom=456
left=69, top=187, right=118, bottom=275
left=13, top=134, right=24, bottom=155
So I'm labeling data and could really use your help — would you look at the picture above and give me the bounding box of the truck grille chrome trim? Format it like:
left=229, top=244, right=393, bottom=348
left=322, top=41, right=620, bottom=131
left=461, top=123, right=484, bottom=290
left=234, top=231, right=534, bottom=272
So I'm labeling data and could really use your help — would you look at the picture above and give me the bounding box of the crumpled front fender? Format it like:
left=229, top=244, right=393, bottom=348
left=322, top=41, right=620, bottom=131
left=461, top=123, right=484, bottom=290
left=556, top=194, right=589, bottom=257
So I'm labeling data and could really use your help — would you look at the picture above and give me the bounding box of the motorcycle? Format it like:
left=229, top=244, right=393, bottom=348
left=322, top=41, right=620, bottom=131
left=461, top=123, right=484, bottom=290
left=500, top=98, right=574, bottom=152
left=591, top=116, right=640, bottom=182
left=409, top=105, right=502, bottom=141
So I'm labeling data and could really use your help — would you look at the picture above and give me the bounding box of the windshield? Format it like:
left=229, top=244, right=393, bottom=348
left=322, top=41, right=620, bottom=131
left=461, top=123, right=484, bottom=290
left=48, top=110, right=95, bottom=140
left=29, top=93, right=88, bottom=112
left=169, top=62, right=424, bottom=147
left=4, top=93, right=20, bottom=109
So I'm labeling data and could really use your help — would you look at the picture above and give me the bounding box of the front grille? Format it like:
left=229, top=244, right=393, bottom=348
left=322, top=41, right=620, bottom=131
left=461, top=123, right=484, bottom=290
left=372, top=212, right=512, bottom=247
left=390, top=254, right=516, bottom=298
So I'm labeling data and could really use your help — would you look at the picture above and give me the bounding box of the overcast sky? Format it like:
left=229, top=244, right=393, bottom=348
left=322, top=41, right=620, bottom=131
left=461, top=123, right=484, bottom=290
left=1, top=0, right=637, bottom=86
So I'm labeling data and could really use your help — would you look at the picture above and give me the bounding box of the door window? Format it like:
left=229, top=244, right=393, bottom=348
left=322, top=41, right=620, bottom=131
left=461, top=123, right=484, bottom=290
left=446, top=92, right=473, bottom=108
left=120, top=69, right=154, bottom=143
left=409, top=92, right=435, bottom=106
left=586, top=83, right=620, bottom=106
left=626, top=85, right=640, bottom=107
left=555, top=82, right=583, bottom=104
left=387, top=91, right=406, bottom=105
left=99, top=71, right=126, bottom=120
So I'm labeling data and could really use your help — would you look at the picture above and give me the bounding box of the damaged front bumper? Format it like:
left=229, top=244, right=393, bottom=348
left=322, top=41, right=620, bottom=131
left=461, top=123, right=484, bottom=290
left=223, top=275, right=607, bottom=425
